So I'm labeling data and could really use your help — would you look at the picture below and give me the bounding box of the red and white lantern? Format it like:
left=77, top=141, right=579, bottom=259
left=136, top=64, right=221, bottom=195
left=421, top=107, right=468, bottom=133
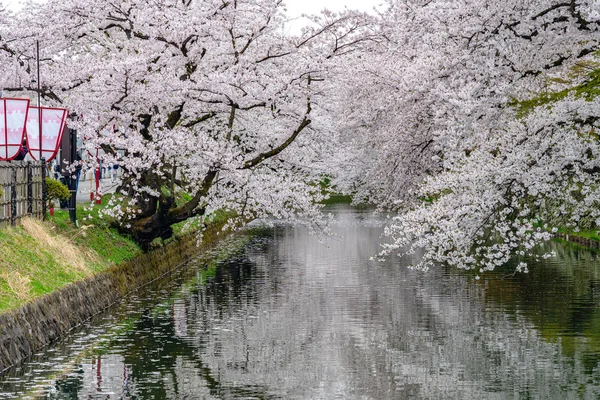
left=0, top=98, right=30, bottom=161
left=26, top=106, right=68, bottom=162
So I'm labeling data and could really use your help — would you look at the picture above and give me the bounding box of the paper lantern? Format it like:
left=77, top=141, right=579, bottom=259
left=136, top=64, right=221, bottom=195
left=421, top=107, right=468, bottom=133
left=26, top=106, right=68, bottom=162
left=0, top=98, right=30, bottom=161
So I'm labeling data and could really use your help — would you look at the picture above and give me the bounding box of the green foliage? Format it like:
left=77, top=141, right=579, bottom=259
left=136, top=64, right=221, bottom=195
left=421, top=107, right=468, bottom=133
left=319, top=176, right=332, bottom=189
left=320, top=194, right=353, bottom=205
left=176, top=191, right=193, bottom=207
left=316, top=175, right=354, bottom=205
left=510, top=60, right=600, bottom=117
left=160, top=186, right=172, bottom=198
left=45, top=178, right=71, bottom=205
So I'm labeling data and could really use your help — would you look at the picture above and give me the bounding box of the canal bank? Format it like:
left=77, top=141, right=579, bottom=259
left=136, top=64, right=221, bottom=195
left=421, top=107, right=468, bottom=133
left=0, top=204, right=244, bottom=373
left=2, top=206, right=600, bottom=398
left=555, top=231, right=600, bottom=249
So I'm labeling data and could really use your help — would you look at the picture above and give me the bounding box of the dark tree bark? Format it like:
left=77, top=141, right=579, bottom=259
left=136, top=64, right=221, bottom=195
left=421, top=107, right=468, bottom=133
left=124, top=168, right=218, bottom=251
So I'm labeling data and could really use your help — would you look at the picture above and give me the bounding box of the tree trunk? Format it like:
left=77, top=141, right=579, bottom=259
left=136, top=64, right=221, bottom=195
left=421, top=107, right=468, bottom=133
left=129, top=213, right=176, bottom=251
left=123, top=169, right=217, bottom=251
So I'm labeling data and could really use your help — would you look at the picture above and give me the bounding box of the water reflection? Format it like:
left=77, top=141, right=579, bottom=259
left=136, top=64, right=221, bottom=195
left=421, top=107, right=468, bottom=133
left=2, top=207, right=600, bottom=399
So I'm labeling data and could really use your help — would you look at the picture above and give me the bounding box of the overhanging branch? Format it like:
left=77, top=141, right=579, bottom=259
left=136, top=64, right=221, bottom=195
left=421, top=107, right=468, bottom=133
left=242, top=100, right=312, bottom=170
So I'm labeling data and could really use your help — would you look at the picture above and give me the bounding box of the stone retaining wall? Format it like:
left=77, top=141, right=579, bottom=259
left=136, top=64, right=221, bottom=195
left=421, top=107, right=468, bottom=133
left=0, top=225, right=230, bottom=373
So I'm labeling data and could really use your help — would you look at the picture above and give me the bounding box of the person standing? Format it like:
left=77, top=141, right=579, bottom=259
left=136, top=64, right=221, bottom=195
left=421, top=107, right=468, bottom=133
left=74, top=152, right=83, bottom=193
left=14, top=139, right=28, bottom=161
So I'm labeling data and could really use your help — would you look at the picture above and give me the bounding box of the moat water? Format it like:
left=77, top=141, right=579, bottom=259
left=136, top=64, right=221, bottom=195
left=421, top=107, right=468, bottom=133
left=1, top=206, right=600, bottom=399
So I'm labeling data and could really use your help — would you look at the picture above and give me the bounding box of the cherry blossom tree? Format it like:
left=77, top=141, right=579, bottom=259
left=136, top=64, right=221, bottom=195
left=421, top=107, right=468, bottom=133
left=333, top=0, right=600, bottom=273
left=326, top=1, right=447, bottom=206
left=0, top=6, right=18, bottom=91
left=5, top=0, right=598, bottom=273
left=5, top=0, right=375, bottom=249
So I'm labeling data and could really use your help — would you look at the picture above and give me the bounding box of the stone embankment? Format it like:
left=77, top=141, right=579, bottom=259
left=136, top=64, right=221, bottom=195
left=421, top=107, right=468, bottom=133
left=0, top=226, right=232, bottom=373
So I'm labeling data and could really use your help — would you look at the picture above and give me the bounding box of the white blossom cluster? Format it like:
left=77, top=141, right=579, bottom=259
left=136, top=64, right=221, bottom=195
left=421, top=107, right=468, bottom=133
left=331, top=0, right=600, bottom=273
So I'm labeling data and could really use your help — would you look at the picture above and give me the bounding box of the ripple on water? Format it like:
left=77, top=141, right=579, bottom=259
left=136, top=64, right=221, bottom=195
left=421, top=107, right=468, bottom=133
left=2, top=207, right=600, bottom=399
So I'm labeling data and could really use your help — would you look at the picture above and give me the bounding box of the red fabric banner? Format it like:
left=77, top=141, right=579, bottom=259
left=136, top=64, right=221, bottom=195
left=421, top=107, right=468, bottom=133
left=0, top=98, right=30, bottom=161
left=26, top=106, right=68, bottom=162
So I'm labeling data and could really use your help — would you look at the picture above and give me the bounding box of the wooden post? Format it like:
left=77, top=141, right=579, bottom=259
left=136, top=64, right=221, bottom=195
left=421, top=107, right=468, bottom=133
left=41, top=158, right=47, bottom=220
left=69, top=129, right=77, bottom=224
left=10, top=166, right=16, bottom=226
left=27, top=162, right=33, bottom=215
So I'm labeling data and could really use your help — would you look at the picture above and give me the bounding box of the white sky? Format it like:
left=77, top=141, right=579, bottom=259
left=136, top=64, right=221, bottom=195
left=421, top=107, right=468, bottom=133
left=284, top=0, right=382, bottom=19
left=1, top=0, right=26, bottom=11
left=285, top=0, right=382, bottom=33
left=2, top=0, right=383, bottom=32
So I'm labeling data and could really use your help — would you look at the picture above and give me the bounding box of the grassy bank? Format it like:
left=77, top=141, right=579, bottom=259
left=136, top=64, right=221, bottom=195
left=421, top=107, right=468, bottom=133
left=556, top=227, right=600, bottom=243
left=0, top=197, right=229, bottom=314
left=321, top=194, right=353, bottom=205
left=0, top=213, right=138, bottom=312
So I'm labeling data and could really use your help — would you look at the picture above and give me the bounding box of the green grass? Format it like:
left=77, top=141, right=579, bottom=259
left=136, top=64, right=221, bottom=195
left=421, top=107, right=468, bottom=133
left=0, top=193, right=237, bottom=314
left=320, top=194, right=353, bottom=205
left=531, top=220, right=600, bottom=245
left=0, top=221, right=92, bottom=312
left=556, top=227, right=600, bottom=242
left=51, top=196, right=141, bottom=269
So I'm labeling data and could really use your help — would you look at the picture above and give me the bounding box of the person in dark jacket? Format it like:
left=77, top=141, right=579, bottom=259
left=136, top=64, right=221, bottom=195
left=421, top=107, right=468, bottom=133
left=74, top=152, right=83, bottom=193
left=14, top=139, right=27, bottom=161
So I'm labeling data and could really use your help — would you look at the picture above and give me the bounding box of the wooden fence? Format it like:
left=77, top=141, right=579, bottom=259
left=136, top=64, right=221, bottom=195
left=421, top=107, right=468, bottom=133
left=0, top=161, right=46, bottom=228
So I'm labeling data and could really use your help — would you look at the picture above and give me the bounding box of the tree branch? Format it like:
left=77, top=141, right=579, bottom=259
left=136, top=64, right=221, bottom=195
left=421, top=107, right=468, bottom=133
left=168, top=168, right=219, bottom=222
left=242, top=100, right=312, bottom=170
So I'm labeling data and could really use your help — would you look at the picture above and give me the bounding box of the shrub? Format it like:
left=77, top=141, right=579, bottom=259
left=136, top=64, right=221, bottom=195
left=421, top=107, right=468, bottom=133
left=45, top=178, right=71, bottom=208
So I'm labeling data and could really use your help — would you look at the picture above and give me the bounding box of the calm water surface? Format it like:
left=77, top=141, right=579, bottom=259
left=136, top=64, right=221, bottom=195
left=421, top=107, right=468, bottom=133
left=2, top=206, right=600, bottom=399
